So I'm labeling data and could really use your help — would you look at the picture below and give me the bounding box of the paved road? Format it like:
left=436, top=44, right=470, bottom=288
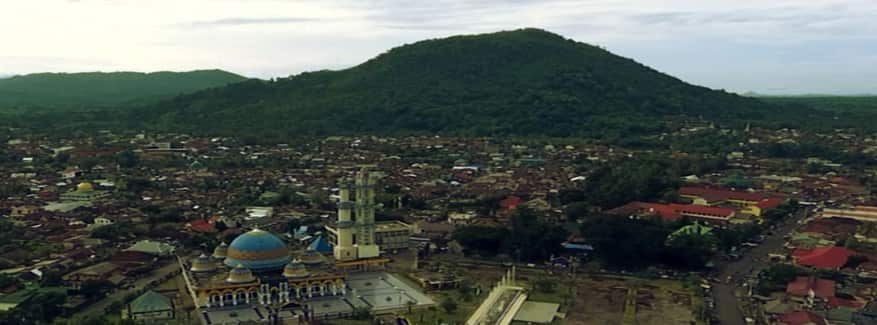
left=73, top=259, right=181, bottom=318
left=711, top=208, right=808, bottom=325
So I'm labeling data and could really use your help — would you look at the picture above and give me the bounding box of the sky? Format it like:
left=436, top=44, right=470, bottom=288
left=1, top=0, right=876, bottom=95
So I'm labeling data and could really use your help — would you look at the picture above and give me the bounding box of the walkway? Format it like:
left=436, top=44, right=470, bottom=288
left=711, top=208, right=807, bottom=325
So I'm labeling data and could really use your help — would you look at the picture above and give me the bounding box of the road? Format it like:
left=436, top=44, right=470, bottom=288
left=710, top=208, right=808, bottom=325
left=73, top=259, right=181, bottom=318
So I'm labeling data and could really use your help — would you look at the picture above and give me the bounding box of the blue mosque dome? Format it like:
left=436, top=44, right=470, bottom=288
left=224, top=229, right=291, bottom=271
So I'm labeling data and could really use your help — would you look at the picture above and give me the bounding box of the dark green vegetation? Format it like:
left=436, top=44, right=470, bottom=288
left=760, top=96, right=877, bottom=113
left=560, top=154, right=726, bottom=209
left=0, top=70, right=246, bottom=110
left=110, top=29, right=864, bottom=139
left=452, top=208, right=568, bottom=262
left=581, top=215, right=761, bottom=270
left=4, top=30, right=876, bottom=140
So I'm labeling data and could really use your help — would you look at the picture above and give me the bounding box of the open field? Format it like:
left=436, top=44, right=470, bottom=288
left=563, top=275, right=701, bottom=325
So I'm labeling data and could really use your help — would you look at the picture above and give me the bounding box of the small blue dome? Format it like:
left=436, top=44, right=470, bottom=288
left=224, top=229, right=291, bottom=271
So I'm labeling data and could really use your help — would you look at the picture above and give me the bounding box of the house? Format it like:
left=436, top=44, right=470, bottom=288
left=821, top=206, right=877, bottom=223
left=63, top=262, right=120, bottom=290
left=186, top=219, right=215, bottom=233
left=59, top=182, right=110, bottom=202
left=785, top=276, right=835, bottom=301
left=448, top=211, right=477, bottom=224
left=779, top=311, right=827, bottom=325
left=608, top=202, right=736, bottom=225
left=110, top=251, right=156, bottom=267
left=244, top=206, right=273, bottom=219
left=125, top=290, right=175, bottom=321
left=679, top=187, right=784, bottom=216
left=791, top=246, right=852, bottom=270
left=87, top=217, right=113, bottom=230
left=498, top=196, right=522, bottom=217
left=124, top=240, right=175, bottom=257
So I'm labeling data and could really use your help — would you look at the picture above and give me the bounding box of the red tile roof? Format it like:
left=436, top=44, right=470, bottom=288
left=792, top=246, right=852, bottom=269
left=188, top=219, right=214, bottom=233
left=785, top=276, right=835, bottom=299
left=756, top=197, right=784, bottom=209
left=800, top=218, right=859, bottom=238
left=608, top=202, right=734, bottom=221
left=499, top=196, right=522, bottom=209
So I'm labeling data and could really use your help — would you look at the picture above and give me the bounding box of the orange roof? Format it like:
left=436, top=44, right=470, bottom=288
left=609, top=202, right=734, bottom=221
left=188, top=219, right=215, bottom=233
left=756, top=197, right=784, bottom=209
left=792, top=246, right=852, bottom=269
left=499, top=196, right=521, bottom=209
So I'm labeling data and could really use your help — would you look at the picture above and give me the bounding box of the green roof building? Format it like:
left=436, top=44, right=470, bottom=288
left=126, top=290, right=174, bottom=321
left=670, top=222, right=713, bottom=237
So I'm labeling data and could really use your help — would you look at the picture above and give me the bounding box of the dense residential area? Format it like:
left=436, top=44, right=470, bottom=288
left=1, top=9, right=877, bottom=325
left=0, top=120, right=876, bottom=324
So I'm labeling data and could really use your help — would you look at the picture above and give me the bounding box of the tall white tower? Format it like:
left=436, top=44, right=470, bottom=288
left=353, top=168, right=380, bottom=258
left=332, top=168, right=380, bottom=261
left=333, top=179, right=357, bottom=261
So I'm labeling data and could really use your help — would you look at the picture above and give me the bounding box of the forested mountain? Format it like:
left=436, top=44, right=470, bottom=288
left=6, top=29, right=870, bottom=138
left=134, top=28, right=803, bottom=139
left=759, top=96, right=877, bottom=113
left=0, top=70, right=246, bottom=110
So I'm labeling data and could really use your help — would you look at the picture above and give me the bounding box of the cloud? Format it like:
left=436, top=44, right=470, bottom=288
left=2, top=0, right=876, bottom=93
left=182, top=17, right=324, bottom=28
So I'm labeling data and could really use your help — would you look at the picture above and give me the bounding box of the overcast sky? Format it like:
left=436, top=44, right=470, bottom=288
left=2, top=0, right=875, bottom=94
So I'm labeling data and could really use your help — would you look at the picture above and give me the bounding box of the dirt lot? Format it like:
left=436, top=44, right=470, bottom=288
left=565, top=275, right=700, bottom=325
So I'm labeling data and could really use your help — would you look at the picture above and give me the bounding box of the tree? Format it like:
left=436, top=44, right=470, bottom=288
left=451, top=226, right=509, bottom=257
left=91, top=222, right=130, bottom=240
left=441, top=298, right=458, bottom=313
left=507, top=208, right=568, bottom=261
left=534, top=276, right=557, bottom=293
left=0, top=274, right=17, bottom=289
left=115, top=150, right=139, bottom=168
left=581, top=214, right=680, bottom=270
left=563, top=202, right=590, bottom=222
left=664, top=231, right=719, bottom=270
left=757, top=264, right=804, bottom=295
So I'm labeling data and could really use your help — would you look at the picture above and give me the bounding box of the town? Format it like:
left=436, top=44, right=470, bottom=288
left=0, top=122, right=875, bottom=325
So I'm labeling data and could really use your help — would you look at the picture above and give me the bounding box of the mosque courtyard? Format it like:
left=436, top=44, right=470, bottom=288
left=199, top=272, right=435, bottom=324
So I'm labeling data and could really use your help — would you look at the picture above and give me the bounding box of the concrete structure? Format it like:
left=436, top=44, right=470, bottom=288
left=820, top=206, right=877, bottom=223
left=609, top=201, right=737, bottom=225
left=181, top=229, right=347, bottom=310
left=512, top=301, right=561, bottom=324
left=327, top=220, right=414, bottom=252
left=59, top=182, right=110, bottom=202
left=466, top=268, right=527, bottom=325
left=333, top=169, right=381, bottom=261
left=125, top=240, right=175, bottom=256
left=679, top=187, right=784, bottom=217
left=126, top=290, right=175, bottom=321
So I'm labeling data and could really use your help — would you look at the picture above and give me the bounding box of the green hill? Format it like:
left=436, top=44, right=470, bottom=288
left=759, top=96, right=877, bottom=113
left=138, top=28, right=782, bottom=138
left=0, top=70, right=247, bottom=110
left=8, top=29, right=868, bottom=138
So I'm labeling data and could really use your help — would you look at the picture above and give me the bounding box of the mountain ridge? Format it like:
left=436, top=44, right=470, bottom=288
left=135, top=28, right=781, bottom=139
left=0, top=69, right=247, bottom=110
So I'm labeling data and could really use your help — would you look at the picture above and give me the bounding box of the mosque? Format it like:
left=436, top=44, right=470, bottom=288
left=181, top=228, right=350, bottom=308
left=180, top=169, right=393, bottom=311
